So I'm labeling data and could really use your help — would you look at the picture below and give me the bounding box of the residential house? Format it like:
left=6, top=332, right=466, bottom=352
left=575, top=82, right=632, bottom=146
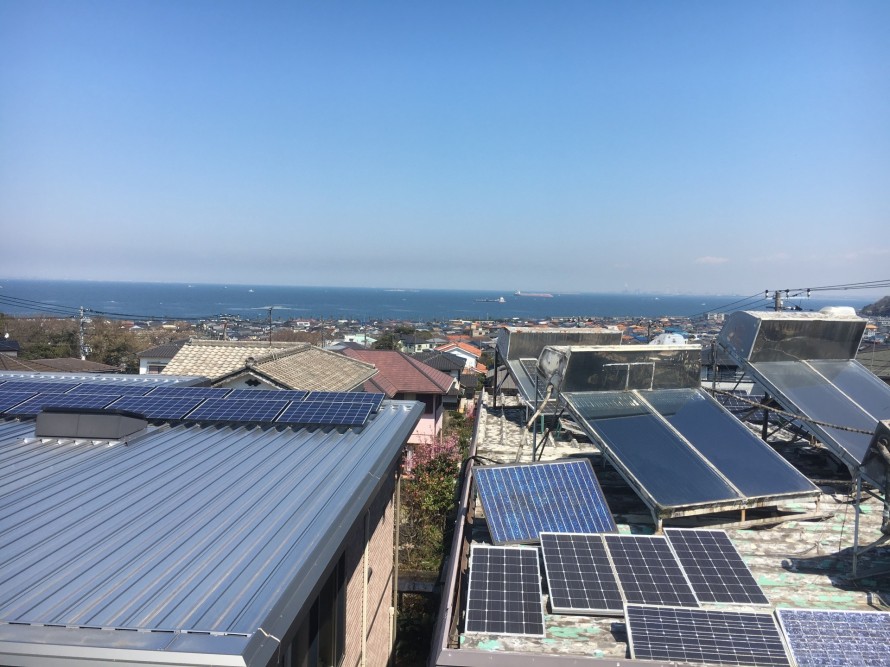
left=162, top=339, right=377, bottom=391
left=0, top=373, right=423, bottom=667
left=397, top=334, right=434, bottom=354
left=0, top=339, right=20, bottom=357
left=434, top=341, right=484, bottom=372
left=137, top=339, right=188, bottom=374
left=342, top=349, right=456, bottom=447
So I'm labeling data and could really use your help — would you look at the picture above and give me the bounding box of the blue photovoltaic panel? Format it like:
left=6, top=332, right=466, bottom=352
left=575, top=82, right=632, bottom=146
left=186, top=398, right=290, bottom=423
left=474, top=460, right=616, bottom=545
left=627, top=605, right=790, bottom=666
left=0, top=381, right=81, bottom=394
left=603, top=534, right=699, bottom=608
left=303, top=392, right=385, bottom=412
left=145, top=386, right=233, bottom=398
left=777, top=608, right=890, bottom=667
left=540, top=532, right=623, bottom=615
left=71, top=383, right=157, bottom=396
left=224, top=389, right=308, bottom=401
left=277, top=401, right=373, bottom=426
left=0, top=392, right=39, bottom=413
left=465, top=546, right=545, bottom=636
left=664, top=528, right=769, bottom=605
left=106, top=395, right=206, bottom=420
left=7, top=393, right=123, bottom=416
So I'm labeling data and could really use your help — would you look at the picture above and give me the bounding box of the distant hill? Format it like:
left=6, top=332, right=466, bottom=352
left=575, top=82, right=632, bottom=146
left=862, top=296, right=890, bottom=316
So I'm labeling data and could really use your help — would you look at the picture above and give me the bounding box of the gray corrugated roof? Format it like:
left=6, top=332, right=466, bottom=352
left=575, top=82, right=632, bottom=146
left=0, top=400, right=422, bottom=664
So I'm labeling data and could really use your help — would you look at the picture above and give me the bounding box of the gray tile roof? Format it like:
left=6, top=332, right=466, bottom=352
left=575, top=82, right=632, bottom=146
left=162, top=340, right=377, bottom=391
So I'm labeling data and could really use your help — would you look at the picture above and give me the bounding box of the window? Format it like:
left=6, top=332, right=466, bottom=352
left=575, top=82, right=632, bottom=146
left=147, top=363, right=166, bottom=374
left=289, top=554, right=346, bottom=667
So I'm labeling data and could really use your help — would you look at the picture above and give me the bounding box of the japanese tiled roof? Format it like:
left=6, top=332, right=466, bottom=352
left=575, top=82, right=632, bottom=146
left=162, top=340, right=377, bottom=391
left=342, top=349, right=455, bottom=397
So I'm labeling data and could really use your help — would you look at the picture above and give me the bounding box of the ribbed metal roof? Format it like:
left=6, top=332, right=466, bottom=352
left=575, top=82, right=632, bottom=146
left=0, top=400, right=421, bottom=663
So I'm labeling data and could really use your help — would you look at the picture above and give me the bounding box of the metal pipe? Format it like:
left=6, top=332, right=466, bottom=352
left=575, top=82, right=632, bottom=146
left=853, top=470, right=862, bottom=578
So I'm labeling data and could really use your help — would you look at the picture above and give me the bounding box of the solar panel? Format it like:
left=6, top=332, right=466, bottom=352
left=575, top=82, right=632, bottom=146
left=303, top=392, right=385, bottom=412
left=276, top=401, right=373, bottom=426
left=565, top=391, right=742, bottom=507
left=0, top=392, right=38, bottom=414
left=186, top=398, right=290, bottom=423
left=144, top=386, right=233, bottom=398
left=602, top=534, right=699, bottom=607
left=224, top=389, right=308, bottom=401
left=465, top=545, right=545, bottom=637
left=0, top=381, right=81, bottom=394
left=540, top=532, right=622, bottom=615
left=664, top=528, right=769, bottom=605
left=626, top=605, right=791, bottom=666
left=751, top=361, right=877, bottom=464
left=70, top=383, right=157, bottom=396
left=7, top=393, right=123, bottom=416
left=106, top=395, right=206, bottom=420
left=777, top=608, right=890, bottom=667
left=473, top=460, right=616, bottom=545
left=643, top=389, right=817, bottom=499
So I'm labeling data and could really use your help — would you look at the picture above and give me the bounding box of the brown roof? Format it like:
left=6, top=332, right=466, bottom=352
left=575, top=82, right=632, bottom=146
left=0, top=356, right=118, bottom=373
left=162, top=339, right=377, bottom=391
left=342, top=349, right=455, bottom=397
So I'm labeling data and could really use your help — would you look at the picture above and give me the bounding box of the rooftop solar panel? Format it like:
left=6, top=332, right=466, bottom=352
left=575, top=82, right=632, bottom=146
left=72, top=383, right=157, bottom=396
left=602, top=534, right=699, bottom=608
left=465, top=546, right=545, bottom=637
left=473, top=460, right=616, bottom=545
left=777, top=608, right=890, bottom=667
left=0, top=381, right=81, bottom=394
left=7, top=393, right=123, bottom=416
left=303, top=392, right=385, bottom=412
left=664, top=528, right=769, bottom=606
left=0, top=392, right=39, bottom=414
left=106, top=395, right=206, bottom=420
left=626, top=605, right=791, bottom=666
left=751, top=361, right=877, bottom=464
left=224, top=389, right=308, bottom=401
left=540, top=532, right=622, bottom=615
left=145, top=386, right=233, bottom=399
left=642, top=389, right=817, bottom=499
left=565, top=391, right=741, bottom=508
left=276, top=401, right=373, bottom=427
left=186, top=398, right=289, bottom=423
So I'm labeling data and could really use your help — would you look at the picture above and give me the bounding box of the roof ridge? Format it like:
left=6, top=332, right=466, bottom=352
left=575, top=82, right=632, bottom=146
left=402, top=352, right=454, bottom=392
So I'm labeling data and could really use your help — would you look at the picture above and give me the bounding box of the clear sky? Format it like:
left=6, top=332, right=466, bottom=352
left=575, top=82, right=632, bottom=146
left=1, top=1, right=888, bottom=295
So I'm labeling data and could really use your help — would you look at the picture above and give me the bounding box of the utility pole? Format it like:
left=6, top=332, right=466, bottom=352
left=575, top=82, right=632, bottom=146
left=78, top=306, right=86, bottom=360
left=774, top=290, right=783, bottom=312
left=268, top=307, right=273, bottom=345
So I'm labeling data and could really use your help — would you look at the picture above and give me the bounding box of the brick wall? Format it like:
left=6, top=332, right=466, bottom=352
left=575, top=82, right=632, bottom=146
left=343, top=467, right=397, bottom=667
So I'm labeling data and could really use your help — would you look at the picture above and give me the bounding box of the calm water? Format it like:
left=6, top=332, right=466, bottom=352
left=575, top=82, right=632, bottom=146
left=0, top=279, right=871, bottom=322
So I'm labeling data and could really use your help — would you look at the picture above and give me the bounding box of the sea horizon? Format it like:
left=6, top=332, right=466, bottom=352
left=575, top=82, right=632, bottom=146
left=0, top=278, right=876, bottom=323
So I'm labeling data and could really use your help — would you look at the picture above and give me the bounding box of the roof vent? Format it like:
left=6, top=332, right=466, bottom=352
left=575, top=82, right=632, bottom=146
left=35, top=409, right=148, bottom=440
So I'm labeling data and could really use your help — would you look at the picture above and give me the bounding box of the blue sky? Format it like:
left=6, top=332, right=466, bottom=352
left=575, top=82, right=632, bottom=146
left=1, top=1, right=888, bottom=295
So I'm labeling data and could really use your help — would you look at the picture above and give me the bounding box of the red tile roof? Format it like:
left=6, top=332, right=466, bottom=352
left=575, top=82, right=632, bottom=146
left=435, top=342, right=482, bottom=358
left=342, top=349, right=455, bottom=397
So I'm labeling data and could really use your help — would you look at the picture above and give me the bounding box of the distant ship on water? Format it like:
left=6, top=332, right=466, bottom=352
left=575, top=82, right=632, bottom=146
left=514, top=290, right=553, bottom=298
left=475, top=296, right=506, bottom=303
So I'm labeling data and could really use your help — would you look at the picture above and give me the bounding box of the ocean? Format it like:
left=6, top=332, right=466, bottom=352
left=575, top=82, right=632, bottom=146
left=0, top=279, right=873, bottom=322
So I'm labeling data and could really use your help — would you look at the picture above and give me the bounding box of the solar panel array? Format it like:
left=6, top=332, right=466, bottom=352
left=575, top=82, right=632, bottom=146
left=187, top=398, right=290, bottom=423
left=626, top=605, right=791, bottom=667
left=7, top=392, right=123, bottom=416
left=665, top=528, right=769, bottom=605
left=0, top=380, right=387, bottom=428
left=465, top=546, right=545, bottom=637
left=108, top=395, right=206, bottom=420
left=474, top=460, right=616, bottom=544
left=540, top=532, right=623, bottom=615
left=603, top=534, right=699, bottom=608
left=777, top=608, right=890, bottom=667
